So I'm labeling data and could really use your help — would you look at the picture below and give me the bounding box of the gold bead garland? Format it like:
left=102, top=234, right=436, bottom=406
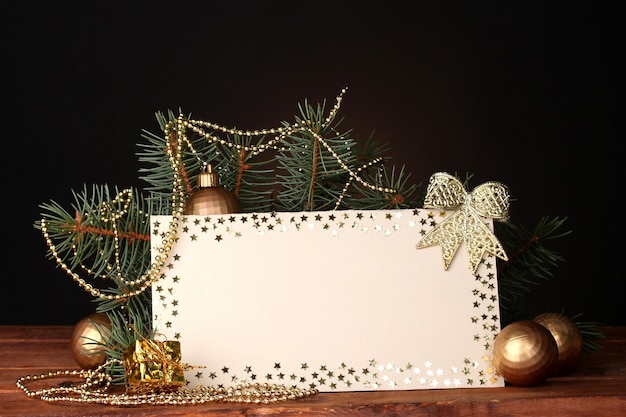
left=172, top=87, right=395, bottom=200
left=181, top=88, right=347, bottom=157
left=38, top=87, right=396, bottom=301
left=16, top=360, right=318, bottom=406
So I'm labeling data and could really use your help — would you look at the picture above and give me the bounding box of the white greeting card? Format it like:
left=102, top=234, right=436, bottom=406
left=151, top=209, right=505, bottom=391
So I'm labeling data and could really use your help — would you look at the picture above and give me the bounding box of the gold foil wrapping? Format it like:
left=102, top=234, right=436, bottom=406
left=123, top=340, right=186, bottom=394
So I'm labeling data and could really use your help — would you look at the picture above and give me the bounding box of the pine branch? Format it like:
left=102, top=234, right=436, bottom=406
left=346, top=164, right=424, bottom=210
left=35, top=185, right=156, bottom=382
left=211, top=133, right=276, bottom=213
left=572, top=315, right=606, bottom=352
left=35, top=185, right=153, bottom=278
left=138, top=92, right=408, bottom=214
left=496, top=216, right=572, bottom=324
left=98, top=291, right=154, bottom=385
left=274, top=99, right=358, bottom=211
left=137, top=109, right=215, bottom=213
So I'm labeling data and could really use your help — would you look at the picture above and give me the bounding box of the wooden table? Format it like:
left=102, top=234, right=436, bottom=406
left=1, top=325, right=625, bottom=416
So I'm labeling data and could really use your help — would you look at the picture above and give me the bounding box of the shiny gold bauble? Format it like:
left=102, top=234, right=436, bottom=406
left=183, top=164, right=242, bottom=215
left=492, top=320, right=558, bottom=386
left=533, top=312, right=583, bottom=376
left=70, top=313, right=112, bottom=369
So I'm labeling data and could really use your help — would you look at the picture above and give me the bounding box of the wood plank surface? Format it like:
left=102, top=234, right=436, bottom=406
left=1, top=326, right=625, bottom=417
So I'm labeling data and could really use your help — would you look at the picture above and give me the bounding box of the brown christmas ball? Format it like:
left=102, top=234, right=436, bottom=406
left=533, top=312, right=584, bottom=376
left=70, top=313, right=112, bottom=369
left=492, top=320, right=558, bottom=386
left=183, top=164, right=242, bottom=215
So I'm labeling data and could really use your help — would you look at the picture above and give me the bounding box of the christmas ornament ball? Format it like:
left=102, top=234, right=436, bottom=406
left=183, top=164, right=242, bottom=215
left=70, top=313, right=112, bottom=369
left=533, top=312, right=583, bottom=376
left=492, top=320, right=558, bottom=386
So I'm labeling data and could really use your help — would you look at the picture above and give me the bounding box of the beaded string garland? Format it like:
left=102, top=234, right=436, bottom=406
left=24, top=88, right=403, bottom=405
left=16, top=360, right=318, bottom=405
left=37, top=87, right=395, bottom=303
left=17, top=321, right=319, bottom=405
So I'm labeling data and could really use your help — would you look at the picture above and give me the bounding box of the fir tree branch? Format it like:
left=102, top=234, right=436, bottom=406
left=496, top=216, right=572, bottom=324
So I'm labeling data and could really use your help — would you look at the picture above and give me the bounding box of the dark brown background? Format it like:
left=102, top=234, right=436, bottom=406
left=4, top=2, right=621, bottom=325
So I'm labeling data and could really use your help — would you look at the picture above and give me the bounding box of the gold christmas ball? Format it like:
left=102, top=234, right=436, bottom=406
left=533, top=312, right=583, bottom=376
left=183, top=164, right=242, bottom=215
left=70, top=313, right=112, bottom=369
left=492, top=320, right=558, bottom=386
left=184, top=187, right=242, bottom=215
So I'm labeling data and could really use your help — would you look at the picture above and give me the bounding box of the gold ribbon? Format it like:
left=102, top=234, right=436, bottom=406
left=416, top=172, right=510, bottom=274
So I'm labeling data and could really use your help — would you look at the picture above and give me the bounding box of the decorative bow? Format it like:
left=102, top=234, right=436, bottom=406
left=416, top=172, right=510, bottom=274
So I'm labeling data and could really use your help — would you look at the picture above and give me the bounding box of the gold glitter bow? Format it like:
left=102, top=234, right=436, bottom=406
left=416, top=172, right=509, bottom=274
